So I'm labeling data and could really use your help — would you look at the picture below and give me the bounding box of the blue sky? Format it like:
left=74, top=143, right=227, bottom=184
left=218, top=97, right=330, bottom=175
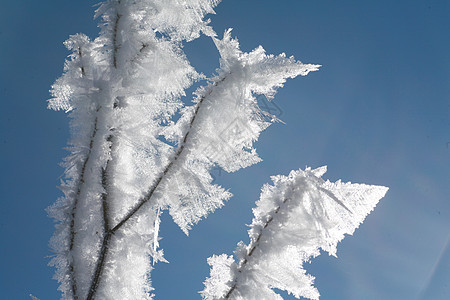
left=0, top=0, right=449, bottom=299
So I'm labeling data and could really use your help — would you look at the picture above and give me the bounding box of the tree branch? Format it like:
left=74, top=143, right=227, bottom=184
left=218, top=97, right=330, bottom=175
left=66, top=43, right=96, bottom=297
left=101, top=135, right=113, bottom=232
left=112, top=13, right=121, bottom=69
left=85, top=5, right=228, bottom=295
left=86, top=231, right=112, bottom=300
left=112, top=75, right=228, bottom=233
left=86, top=75, right=228, bottom=299
left=68, top=111, right=99, bottom=300
left=85, top=6, right=123, bottom=297
left=78, top=47, right=86, bottom=77
left=85, top=135, right=113, bottom=300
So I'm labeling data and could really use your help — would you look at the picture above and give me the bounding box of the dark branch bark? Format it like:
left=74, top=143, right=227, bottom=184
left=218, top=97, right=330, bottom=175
left=130, top=43, right=149, bottom=64
left=101, top=135, right=114, bottom=232
left=85, top=128, right=116, bottom=299
left=86, top=232, right=112, bottom=300
left=101, top=169, right=111, bottom=232
left=86, top=135, right=113, bottom=300
left=78, top=47, right=86, bottom=77
left=112, top=14, right=121, bottom=69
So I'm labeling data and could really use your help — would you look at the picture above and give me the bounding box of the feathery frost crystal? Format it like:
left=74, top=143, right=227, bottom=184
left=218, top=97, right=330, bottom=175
left=202, top=167, right=388, bottom=300
left=47, top=0, right=386, bottom=299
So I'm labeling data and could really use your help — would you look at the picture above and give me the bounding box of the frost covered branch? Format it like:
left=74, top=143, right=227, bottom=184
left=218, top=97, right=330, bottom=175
left=45, top=1, right=388, bottom=300
left=224, top=195, right=290, bottom=299
left=53, top=36, right=100, bottom=299
left=85, top=74, right=230, bottom=299
left=202, top=167, right=388, bottom=300
left=110, top=73, right=229, bottom=234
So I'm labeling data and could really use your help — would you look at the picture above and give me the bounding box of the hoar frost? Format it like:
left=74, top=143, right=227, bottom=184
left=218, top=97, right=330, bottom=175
left=47, top=0, right=386, bottom=299
left=202, top=167, right=388, bottom=300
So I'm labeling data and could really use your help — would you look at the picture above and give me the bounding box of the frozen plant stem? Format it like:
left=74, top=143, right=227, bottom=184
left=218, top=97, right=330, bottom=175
left=111, top=75, right=228, bottom=233
left=78, top=47, right=86, bottom=76
left=67, top=46, right=97, bottom=298
left=224, top=196, right=291, bottom=299
left=202, top=168, right=388, bottom=300
left=86, top=7, right=122, bottom=298
left=85, top=135, right=113, bottom=300
left=86, top=76, right=228, bottom=299
left=49, top=1, right=325, bottom=298
left=112, top=13, right=121, bottom=69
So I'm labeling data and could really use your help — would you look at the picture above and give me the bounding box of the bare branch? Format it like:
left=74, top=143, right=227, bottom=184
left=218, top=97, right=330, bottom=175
left=78, top=47, right=86, bottom=77
left=112, top=14, right=121, bottom=69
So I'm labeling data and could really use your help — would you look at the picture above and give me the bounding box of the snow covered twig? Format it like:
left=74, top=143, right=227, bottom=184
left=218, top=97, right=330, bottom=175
left=202, top=166, right=388, bottom=300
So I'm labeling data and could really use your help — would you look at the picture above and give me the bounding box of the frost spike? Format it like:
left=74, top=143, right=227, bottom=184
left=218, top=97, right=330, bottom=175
left=202, top=167, right=388, bottom=300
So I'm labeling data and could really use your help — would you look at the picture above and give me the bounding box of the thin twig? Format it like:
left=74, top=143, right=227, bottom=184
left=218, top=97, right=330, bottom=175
left=130, top=43, right=149, bottom=64
left=85, top=7, right=122, bottom=297
left=86, top=136, right=113, bottom=300
left=67, top=44, right=90, bottom=300
left=68, top=112, right=99, bottom=300
left=112, top=13, right=121, bottom=69
left=78, top=47, right=86, bottom=77
left=86, top=132, right=115, bottom=300
left=101, top=135, right=113, bottom=232
left=224, top=197, right=290, bottom=299
left=86, top=232, right=112, bottom=300
left=112, top=75, right=227, bottom=233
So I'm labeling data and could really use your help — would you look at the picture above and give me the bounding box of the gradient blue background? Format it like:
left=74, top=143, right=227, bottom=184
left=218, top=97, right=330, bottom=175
left=1, top=1, right=449, bottom=299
